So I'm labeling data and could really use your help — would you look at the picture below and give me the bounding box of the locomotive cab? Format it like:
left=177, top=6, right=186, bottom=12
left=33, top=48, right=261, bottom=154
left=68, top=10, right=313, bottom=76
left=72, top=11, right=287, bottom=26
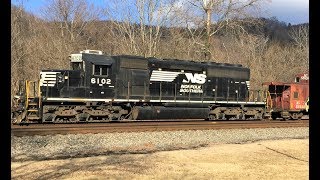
left=40, top=50, right=116, bottom=98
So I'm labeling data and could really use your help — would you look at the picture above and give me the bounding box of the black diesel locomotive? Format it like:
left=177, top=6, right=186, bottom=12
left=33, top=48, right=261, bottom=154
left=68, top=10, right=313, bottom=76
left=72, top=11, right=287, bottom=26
left=12, top=50, right=266, bottom=124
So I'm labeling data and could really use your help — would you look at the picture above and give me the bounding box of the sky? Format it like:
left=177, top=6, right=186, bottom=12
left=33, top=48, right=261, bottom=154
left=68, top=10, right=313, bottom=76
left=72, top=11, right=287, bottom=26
left=265, top=0, right=309, bottom=25
left=11, top=0, right=309, bottom=25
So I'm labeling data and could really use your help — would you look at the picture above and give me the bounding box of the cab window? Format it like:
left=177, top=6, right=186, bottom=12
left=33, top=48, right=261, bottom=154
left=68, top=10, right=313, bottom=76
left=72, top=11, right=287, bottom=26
left=93, top=64, right=110, bottom=76
left=71, top=62, right=83, bottom=71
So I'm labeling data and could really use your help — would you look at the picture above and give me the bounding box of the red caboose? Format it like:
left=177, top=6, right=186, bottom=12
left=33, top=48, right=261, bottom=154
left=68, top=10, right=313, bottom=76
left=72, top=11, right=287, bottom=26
left=263, top=73, right=309, bottom=120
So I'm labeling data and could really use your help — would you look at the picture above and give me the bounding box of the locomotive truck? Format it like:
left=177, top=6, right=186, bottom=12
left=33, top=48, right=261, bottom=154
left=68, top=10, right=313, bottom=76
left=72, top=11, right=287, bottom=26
left=11, top=50, right=308, bottom=124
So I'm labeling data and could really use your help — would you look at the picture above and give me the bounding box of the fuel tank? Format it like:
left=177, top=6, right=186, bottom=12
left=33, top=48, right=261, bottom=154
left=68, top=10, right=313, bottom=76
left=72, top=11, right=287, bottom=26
left=131, top=106, right=209, bottom=120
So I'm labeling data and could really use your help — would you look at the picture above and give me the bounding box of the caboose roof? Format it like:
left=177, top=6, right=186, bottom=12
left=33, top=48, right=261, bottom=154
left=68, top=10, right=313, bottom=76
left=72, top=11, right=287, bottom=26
left=262, top=82, right=286, bottom=86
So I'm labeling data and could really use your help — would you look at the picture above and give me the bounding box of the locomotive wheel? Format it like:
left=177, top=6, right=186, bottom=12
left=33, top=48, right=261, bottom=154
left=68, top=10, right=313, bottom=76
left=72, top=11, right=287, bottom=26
left=208, top=114, right=218, bottom=120
left=76, top=113, right=89, bottom=122
left=118, top=115, right=124, bottom=121
left=291, top=113, right=298, bottom=120
left=42, top=113, right=56, bottom=122
left=255, top=113, right=263, bottom=120
left=291, top=113, right=303, bottom=120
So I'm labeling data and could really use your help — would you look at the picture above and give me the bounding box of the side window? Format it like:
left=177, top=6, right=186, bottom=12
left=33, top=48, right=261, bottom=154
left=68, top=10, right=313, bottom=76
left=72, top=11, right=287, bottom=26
left=93, top=64, right=110, bottom=76
left=293, top=92, right=299, bottom=99
left=71, top=62, right=82, bottom=70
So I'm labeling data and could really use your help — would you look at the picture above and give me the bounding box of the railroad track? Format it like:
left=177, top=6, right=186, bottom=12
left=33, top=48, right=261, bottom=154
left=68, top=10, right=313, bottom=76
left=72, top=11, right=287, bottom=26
left=11, top=119, right=309, bottom=137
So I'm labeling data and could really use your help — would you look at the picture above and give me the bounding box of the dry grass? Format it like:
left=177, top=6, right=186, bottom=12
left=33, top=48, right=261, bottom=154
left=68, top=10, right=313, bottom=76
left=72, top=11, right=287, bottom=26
left=11, top=138, right=308, bottom=180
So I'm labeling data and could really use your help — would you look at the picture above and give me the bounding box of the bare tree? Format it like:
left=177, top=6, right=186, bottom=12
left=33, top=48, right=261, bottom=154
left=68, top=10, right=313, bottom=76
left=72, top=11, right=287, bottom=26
left=11, top=2, right=35, bottom=99
left=289, top=25, right=309, bottom=50
left=185, top=0, right=268, bottom=60
left=23, top=0, right=105, bottom=71
left=42, top=0, right=102, bottom=42
left=11, top=3, right=30, bottom=78
left=229, top=31, right=308, bottom=89
left=104, top=0, right=179, bottom=57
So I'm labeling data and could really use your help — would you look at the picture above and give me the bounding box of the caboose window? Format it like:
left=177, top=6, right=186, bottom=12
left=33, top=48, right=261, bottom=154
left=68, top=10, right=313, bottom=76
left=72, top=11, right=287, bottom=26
left=93, top=64, right=110, bottom=76
left=293, top=92, right=299, bottom=99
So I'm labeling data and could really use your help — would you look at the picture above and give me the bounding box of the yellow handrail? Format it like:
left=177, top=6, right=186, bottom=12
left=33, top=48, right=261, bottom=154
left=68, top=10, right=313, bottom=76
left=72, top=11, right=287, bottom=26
left=25, top=80, right=29, bottom=109
left=265, top=91, right=272, bottom=109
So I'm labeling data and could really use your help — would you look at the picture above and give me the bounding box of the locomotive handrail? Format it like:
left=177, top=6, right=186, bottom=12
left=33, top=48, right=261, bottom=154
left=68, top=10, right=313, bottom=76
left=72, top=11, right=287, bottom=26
left=25, top=80, right=29, bottom=109
left=127, top=81, right=130, bottom=100
left=266, top=91, right=272, bottom=109
left=38, top=80, right=41, bottom=109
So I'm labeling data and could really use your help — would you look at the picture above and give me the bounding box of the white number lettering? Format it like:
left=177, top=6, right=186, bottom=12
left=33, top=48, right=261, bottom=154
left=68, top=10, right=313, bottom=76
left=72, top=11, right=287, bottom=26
left=91, top=78, right=112, bottom=85
left=91, top=78, right=96, bottom=84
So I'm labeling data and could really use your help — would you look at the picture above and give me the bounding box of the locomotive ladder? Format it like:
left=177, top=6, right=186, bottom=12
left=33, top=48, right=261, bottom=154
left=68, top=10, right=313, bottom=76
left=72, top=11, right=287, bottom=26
left=24, top=80, right=41, bottom=122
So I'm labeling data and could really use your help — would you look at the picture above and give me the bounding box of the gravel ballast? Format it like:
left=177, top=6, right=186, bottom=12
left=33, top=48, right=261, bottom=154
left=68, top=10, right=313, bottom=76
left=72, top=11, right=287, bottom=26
left=11, top=127, right=309, bottom=162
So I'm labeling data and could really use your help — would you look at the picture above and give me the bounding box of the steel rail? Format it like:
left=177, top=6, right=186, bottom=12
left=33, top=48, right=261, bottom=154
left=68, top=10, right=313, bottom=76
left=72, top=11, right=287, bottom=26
left=11, top=120, right=309, bottom=137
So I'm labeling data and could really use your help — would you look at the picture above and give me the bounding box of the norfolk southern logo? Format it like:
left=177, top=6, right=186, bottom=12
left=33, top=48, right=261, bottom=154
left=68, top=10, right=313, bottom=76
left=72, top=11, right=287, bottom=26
left=182, top=73, right=206, bottom=84
left=150, top=71, right=207, bottom=84
left=150, top=70, right=207, bottom=93
left=180, top=73, right=206, bottom=93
